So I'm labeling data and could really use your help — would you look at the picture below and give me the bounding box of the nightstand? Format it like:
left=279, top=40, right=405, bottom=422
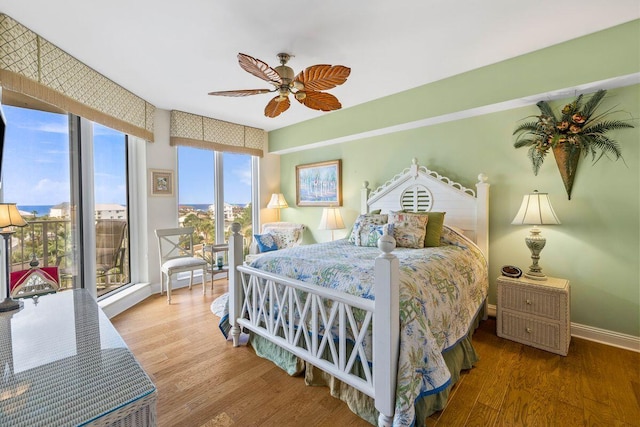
left=496, top=275, right=570, bottom=356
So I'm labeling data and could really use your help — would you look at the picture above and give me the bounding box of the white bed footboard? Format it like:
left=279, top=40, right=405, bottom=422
left=228, top=224, right=400, bottom=427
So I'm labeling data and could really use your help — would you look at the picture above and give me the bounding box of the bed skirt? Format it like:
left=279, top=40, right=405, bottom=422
left=249, top=313, right=482, bottom=426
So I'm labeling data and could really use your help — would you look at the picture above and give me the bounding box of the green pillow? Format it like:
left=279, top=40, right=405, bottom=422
left=423, top=212, right=445, bottom=247
left=399, top=210, right=446, bottom=247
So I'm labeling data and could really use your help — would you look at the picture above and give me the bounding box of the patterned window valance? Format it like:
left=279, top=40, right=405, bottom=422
left=0, top=14, right=155, bottom=141
left=170, top=110, right=265, bottom=157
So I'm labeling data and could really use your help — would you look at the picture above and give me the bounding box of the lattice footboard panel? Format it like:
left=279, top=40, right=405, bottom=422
left=236, top=265, right=376, bottom=397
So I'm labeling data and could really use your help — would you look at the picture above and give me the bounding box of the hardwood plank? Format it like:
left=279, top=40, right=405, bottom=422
left=111, top=289, right=640, bottom=427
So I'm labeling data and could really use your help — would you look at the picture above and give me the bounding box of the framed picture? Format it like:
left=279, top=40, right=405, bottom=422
left=149, top=169, right=174, bottom=197
left=296, top=160, right=342, bottom=206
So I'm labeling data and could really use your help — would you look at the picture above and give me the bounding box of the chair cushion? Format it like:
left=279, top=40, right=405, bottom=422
left=161, top=256, right=207, bottom=274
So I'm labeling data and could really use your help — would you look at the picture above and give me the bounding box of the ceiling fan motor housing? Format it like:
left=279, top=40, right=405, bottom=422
left=275, top=65, right=294, bottom=85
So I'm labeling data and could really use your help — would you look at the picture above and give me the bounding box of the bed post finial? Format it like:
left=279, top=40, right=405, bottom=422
left=410, top=158, right=419, bottom=178
left=228, top=222, right=244, bottom=347
left=377, top=234, right=396, bottom=256
left=361, top=181, right=371, bottom=214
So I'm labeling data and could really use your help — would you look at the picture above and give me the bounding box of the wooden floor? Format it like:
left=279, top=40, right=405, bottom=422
left=111, top=279, right=640, bottom=427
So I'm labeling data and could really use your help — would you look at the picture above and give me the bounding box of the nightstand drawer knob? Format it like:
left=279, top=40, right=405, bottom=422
left=525, top=327, right=532, bottom=333
left=525, top=299, right=532, bottom=305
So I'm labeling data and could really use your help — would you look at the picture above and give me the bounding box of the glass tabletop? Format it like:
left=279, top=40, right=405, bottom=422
left=0, top=289, right=156, bottom=426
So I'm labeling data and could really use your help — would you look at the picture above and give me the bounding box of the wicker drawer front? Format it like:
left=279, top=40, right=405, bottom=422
left=501, top=285, right=560, bottom=320
left=500, top=311, right=560, bottom=352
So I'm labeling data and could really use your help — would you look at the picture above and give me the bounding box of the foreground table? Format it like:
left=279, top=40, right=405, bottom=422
left=0, top=289, right=156, bottom=426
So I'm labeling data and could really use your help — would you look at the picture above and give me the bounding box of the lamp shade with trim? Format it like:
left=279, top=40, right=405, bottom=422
left=511, top=191, right=560, bottom=226
left=0, top=204, right=28, bottom=229
left=318, top=207, right=345, bottom=231
left=267, top=193, right=288, bottom=209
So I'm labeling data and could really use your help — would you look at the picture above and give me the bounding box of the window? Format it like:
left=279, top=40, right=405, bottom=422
left=93, top=123, right=130, bottom=296
left=177, top=147, right=255, bottom=255
left=223, top=152, right=253, bottom=248
left=1, top=103, right=132, bottom=297
left=2, top=106, right=73, bottom=281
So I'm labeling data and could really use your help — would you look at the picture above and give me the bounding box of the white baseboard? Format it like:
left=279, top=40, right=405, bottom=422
left=487, top=303, right=640, bottom=353
left=570, top=323, right=640, bottom=353
left=99, top=282, right=152, bottom=319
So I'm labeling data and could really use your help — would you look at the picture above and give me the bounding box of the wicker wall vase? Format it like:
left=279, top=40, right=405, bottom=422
left=552, top=145, right=580, bottom=200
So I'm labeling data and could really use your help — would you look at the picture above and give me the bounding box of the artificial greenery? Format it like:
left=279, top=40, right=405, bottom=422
left=513, top=89, right=634, bottom=175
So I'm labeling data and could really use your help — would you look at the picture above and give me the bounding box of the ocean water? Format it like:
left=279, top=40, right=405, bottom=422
left=17, top=205, right=53, bottom=217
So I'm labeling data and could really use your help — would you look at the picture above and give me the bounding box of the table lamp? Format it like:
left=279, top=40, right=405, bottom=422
left=318, top=207, right=345, bottom=241
left=511, top=191, right=561, bottom=281
left=267, top=193, right=288, bottom=222
left=0, top=203, right=28, bottom=312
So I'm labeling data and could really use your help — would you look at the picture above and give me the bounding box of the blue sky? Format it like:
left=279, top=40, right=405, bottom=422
left=2, top=105, right=252, bottom=206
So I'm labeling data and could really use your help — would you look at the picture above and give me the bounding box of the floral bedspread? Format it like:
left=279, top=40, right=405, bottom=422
left=223, top=226, right=487, bottom=426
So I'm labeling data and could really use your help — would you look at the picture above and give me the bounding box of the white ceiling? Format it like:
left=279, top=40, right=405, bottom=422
left=0, top=1, right=638, bottom=132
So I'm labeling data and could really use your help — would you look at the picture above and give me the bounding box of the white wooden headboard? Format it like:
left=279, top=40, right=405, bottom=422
left=360, top=158, right=490, bottom=260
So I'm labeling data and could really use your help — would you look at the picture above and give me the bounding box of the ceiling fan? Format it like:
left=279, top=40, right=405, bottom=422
left=208, top=53, right=351, bottom=118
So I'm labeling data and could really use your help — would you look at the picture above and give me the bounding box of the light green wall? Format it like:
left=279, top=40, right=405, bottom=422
left=268, top=21, right=640, bottom=337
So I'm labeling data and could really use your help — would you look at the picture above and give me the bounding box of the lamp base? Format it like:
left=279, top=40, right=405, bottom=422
left=0, top=297, right=23, bottom=312
left=524, top=226, right=548, bottom=281
left=524, top=271, right=547, bottom=281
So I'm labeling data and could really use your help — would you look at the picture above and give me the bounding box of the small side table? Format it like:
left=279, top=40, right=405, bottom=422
left=497, top=275, right=571, bottom=356
left=203, top=244, right=229, bottom=292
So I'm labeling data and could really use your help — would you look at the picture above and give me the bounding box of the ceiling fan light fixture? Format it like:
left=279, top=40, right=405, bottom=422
left=294, top=91, right=306, bottom=101
left=278, top=87, right=290, bottom=98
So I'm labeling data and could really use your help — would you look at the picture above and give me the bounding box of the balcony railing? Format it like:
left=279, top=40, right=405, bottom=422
left=10, top=219, right=129, bottom=296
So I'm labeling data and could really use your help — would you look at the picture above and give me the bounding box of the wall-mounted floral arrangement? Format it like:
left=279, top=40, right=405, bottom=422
left=513, top=89, right=634, bottom=199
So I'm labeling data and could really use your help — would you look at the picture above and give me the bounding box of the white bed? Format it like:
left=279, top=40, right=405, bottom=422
left=226, top=159, right=489, bottom=426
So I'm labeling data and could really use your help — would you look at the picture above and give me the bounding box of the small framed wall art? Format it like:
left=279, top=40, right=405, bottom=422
left=296, top=159, right=342, bottom=207
left=149, top=169, right=174, bottom=197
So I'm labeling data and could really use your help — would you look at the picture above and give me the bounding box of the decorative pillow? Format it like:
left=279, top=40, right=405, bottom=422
left=254, top=233, right=278, bottom=253
left=348, top=213, right=388, bottom=243
left=399, top=210, right=446, bottom=247
left=356, top=223, right=394, bottom=247
left=263, top=228, right=299, bottom=249
left=423, top=212, right=446, bottom=247
left=388, top=211, right=429, bottom=248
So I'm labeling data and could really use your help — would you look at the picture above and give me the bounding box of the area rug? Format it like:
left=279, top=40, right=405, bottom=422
left=210, top=293, right=248, bottom=345
left=210, top=292, right=228, bottom=318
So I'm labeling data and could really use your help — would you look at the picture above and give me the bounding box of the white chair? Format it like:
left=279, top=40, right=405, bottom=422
left=155, top=227, right=208, bottom=304
left=245, top=222, right=305, bottom=264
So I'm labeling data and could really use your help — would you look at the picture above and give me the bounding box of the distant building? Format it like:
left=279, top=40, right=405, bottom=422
left=208, top=203, right=237, bottom=221
left=49, top=202, right=70, bottom=218
left=95, top=204, right=126, bottom=219
left=49, top=202, right=126, bottom=219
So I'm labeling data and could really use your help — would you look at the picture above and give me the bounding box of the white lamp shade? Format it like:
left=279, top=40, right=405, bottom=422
left=0, top=203, right=28, bottom=229
left=267, top=193, right=288, bottom=209
left=511, top=191, right=561, bottom=225
left=318, top=207, right=345, bottom=230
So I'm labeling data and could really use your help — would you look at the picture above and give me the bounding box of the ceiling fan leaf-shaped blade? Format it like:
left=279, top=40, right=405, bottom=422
left=295, top=65, right=351, bottom=91
left=208, top=89, right=273, bottom=97
left=265, top=95, right=291, bottom=118
left=297, top=91, right=342, bottom=112
left=238, top=53, right=282, bottom=84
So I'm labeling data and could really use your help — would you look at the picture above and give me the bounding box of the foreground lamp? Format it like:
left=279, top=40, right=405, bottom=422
left=318, top=207, right=345, bottom=241
left=511, top=191, right=561, bottom=281
left=267, top=193, right=288, bottom=222
left=0, top=204, right=28, bottom=312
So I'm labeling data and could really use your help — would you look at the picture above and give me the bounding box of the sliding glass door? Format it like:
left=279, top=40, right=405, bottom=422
left=1, top=103, right=131, bottom=297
